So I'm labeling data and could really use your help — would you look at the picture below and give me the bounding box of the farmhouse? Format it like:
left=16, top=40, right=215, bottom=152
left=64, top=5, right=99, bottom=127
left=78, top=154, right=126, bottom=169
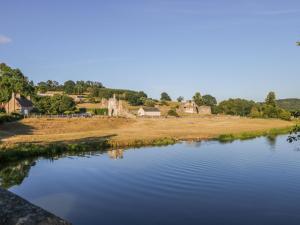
left=138, top=107, right=161, bottom=117
left=5, top=93, right=33, bottom=115
left=181, top=101, right=211, bottom=115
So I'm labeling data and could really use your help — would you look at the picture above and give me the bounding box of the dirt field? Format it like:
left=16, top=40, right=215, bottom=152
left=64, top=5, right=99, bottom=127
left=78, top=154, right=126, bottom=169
left=0, top=115, right=294, bottom=146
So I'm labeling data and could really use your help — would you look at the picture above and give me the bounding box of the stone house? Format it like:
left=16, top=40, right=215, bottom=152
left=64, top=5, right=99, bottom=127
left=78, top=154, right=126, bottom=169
left=4, top=93, right=33, bottom=115
left=181, top=101, right=211, bottom=115
left=138, top=107, right=161, bottom=117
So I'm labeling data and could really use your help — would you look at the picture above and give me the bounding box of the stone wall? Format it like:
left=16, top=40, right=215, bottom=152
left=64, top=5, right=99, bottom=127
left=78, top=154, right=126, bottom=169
left=0, top=188, right=71, bottom=225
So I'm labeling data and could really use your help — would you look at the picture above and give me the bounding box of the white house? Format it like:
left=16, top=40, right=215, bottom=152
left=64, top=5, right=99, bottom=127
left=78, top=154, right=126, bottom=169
left=138, top=107, right=161, bottom=117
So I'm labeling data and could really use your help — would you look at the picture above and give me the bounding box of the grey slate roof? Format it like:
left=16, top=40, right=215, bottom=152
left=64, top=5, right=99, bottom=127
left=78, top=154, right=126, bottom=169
left=16, top=97, right=33, bottom=107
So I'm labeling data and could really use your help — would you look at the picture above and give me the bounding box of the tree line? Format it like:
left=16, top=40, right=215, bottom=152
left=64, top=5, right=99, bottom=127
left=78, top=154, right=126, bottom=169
left=0, top=63, right=296, bottom=119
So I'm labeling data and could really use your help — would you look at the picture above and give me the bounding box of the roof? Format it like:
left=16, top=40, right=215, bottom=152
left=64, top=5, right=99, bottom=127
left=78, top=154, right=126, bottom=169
left=140, top=107, right=160, bottom=112
left=16, top=97, right=33, bottom=107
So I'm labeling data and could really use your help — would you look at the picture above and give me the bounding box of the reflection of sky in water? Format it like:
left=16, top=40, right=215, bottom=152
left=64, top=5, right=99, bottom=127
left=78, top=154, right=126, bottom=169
left=33, top=193, right=77, bottom=218
left=5, top=135, right=300, bottom=225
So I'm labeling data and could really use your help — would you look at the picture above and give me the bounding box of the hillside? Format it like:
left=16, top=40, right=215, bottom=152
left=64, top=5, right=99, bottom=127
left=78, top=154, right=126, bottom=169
left=276, top=98, right=300, bottom=111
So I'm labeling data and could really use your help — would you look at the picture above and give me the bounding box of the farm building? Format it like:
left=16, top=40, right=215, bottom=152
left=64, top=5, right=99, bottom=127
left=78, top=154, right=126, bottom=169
left=181, top=101, right=211, bottom=115
left=4, top=93, right=33, bottom=115
left=138, top=107, right=161, bottom=117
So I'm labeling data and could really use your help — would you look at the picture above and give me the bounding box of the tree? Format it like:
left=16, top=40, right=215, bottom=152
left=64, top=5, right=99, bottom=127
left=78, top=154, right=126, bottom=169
left=177, top=96, right=184, bottom=102
left=249, top=106, right=261, bottom=118
left=63, top=80, right=76, bottom=94
left=193, top=92, right=203, bottom=106
left=32, top=96, right=52, bottom=114
left=161, top=92, right=171, bottom=101
left=0, top=63, right=35, bottom=103
left=265, top=91, right=277, bottom=107
left=144, top=99, right=155, bottom=107
left=218, top=99, right=256, bottom=116
left=202, top=95, right=217, bottom=107
left=37, top=82, right=48, bottom=93
left=50, top=95, right=75, bottom=114
left=287, top=125, right=300, bottom=143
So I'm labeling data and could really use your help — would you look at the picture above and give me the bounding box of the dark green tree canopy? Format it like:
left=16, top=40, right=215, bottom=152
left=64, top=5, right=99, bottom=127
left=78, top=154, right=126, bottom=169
left=33, top=95, right=75, bottom=114
left=177, top=96, right=184, bottom=102
left=265, top=91, right=277, bottom=107
left=218, top=98, right=255, bottom=116
left=202, top=94, right=217, bottom=106
left=161, top=92, right=172, bottom=101
left=0, top=63, right=34, bottom=103
left=193, top=92, right=203, bottom=106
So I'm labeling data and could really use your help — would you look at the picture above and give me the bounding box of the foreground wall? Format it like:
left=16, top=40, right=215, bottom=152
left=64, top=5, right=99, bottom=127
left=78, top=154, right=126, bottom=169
left=0, top=188, right=71, bottom=225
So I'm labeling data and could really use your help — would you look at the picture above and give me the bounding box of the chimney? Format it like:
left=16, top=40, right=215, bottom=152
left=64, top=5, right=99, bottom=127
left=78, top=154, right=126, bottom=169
left=11, top=92, right=15, bottom=99
left=27, top=96, right=31, bottom=101
left=16, top=93, right=21, bottom=98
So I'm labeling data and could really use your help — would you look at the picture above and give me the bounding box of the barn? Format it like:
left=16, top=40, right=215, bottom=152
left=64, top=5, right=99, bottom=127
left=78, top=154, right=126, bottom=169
left=138, top=107, right=161, bottom=117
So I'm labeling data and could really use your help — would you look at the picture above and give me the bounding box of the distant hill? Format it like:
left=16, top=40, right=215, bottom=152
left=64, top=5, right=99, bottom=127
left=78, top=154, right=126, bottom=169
left=276, top=98, right=300, bottom=111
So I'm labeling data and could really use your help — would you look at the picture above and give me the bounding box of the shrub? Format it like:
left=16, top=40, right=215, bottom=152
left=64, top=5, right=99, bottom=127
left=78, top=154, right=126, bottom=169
left=278, top=109, right=291, bottom=121
left=0, top=113, right=22, bottom=124
left=167, top=109, right=179, bottom=117
left=88, top=108, right=108, bottom=115
left=250, top=107, right=261, bottom=118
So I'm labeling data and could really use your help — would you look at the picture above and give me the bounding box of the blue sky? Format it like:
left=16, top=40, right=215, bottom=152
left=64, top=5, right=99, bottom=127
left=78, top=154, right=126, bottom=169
left=0, top=0, right=299, bottom=101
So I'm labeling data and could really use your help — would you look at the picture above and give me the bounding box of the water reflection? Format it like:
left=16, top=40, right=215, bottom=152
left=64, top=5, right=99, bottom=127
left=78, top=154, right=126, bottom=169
left=0, top=135, right=293, bottom=190
left=266, top=135, right=277, bottom=149
left=108, top=149, right=124, bottom=160
left=0, top=159, right=36, bottom=189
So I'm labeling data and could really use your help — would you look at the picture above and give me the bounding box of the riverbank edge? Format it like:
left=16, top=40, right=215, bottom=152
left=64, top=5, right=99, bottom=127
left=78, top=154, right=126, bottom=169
left=0, top=187, right=71, bottom=225
left=0, top=125, right=295, bottom=164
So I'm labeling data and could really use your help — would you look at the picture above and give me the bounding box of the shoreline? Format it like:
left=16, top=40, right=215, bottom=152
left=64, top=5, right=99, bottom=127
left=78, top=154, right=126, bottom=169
left=0, top=125, right=294, bottom=164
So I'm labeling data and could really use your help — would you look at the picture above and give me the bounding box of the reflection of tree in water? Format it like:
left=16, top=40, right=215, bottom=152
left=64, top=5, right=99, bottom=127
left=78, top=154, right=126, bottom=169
left=0, top=159, right=36, bottom=189
left=266, top=136, right=277, bottom=149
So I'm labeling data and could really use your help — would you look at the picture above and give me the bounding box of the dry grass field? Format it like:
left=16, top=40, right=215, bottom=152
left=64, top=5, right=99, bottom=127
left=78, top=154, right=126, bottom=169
left=0, top=116, right=294, bottom=146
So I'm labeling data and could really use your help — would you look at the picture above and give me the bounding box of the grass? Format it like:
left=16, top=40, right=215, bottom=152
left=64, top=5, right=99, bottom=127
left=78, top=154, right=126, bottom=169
left=0, top=115, right=296, bottom=162
left=218, top=126, right=293, bottom=142
left=0, top=116, right=295, bottom=145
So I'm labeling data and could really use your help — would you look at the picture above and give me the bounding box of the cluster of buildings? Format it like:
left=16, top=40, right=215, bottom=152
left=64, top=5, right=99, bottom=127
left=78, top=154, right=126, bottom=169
left=1, top=92, right=212, bottom=117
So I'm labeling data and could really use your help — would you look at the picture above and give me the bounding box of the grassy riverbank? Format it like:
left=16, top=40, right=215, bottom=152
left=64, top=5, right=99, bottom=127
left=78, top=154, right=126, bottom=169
left=0, top=116, right=296, bottom=163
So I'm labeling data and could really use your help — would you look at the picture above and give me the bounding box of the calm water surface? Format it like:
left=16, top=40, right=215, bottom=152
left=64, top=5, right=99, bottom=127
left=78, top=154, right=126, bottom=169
left=1, top=135, right=300, bottom=225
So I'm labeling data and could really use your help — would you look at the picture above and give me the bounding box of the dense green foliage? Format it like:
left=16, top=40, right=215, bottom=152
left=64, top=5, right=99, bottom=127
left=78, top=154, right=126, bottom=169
left=218, top=99, right=255, bottom=116
left=193, top=92, right=203, bottom=106
left=0, top=63, right=34, bottom=103
left=218, top=93, right=292, bottom=120
left=91, top=88, right=147, bottom=106
left=265, top=91, right=277, bottom=107
left=87, top=108, right=108, bottom=115
left=33, top=95, right=75, bottom=114
left=161, top=92, right=172, bottom=101
left=202, top=95, right=217, bottom=107
left=287, top=125, right=300, bottom=143
left=37, top=80, right=104, bottom=94
left=276, top=98, right=300, bottom=111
